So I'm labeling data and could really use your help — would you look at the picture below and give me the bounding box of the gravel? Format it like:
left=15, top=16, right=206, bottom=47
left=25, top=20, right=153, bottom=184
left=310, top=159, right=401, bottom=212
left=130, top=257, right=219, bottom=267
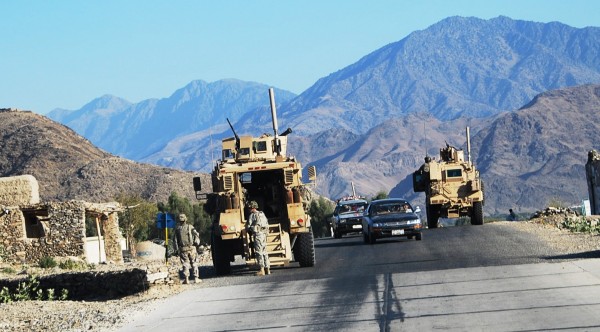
left=1, top=219, right=599, bottom=332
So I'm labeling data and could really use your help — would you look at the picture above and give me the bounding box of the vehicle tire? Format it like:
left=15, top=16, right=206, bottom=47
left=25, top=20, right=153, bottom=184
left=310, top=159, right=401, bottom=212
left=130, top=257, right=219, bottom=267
left=211, top=230, right=231, bottom=275
left=471, top=201, right=484, bottom=225
left=407, top=235, right=413, bottom=240
left=333, top=229, right=342, bottom=239
left=368, top=228, right=376, bottom=244
left=426, top=201, right=440, bottom=229
left=415, top=233, right=422, bottom=241
left=294, top=229, right=316, bottom=267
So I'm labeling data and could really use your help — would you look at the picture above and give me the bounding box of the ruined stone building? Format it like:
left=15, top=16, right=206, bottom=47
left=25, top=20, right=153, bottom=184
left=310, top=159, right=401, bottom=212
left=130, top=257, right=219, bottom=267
left=0, top=175, right=124, bottom=265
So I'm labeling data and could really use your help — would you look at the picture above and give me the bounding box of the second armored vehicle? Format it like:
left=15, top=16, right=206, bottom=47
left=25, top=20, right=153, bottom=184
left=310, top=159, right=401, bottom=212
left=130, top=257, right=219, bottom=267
left=412, top=127, right=484, bottom=228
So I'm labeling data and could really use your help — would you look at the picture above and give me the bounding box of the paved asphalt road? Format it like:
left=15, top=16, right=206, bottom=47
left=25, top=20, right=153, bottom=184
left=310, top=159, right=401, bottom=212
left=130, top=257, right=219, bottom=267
left=119, top=223, right=600, bottom=331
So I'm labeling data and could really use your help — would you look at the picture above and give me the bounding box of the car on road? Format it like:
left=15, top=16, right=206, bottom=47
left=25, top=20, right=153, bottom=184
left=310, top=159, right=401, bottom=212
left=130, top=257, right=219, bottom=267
left=330, top=197, right=368, bottom=238
left=362, top=198, right=423, bottom=244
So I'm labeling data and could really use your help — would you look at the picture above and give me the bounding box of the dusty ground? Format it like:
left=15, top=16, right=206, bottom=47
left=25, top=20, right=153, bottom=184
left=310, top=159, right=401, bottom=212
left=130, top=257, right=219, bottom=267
left=1, top=219, right=599, bottom=332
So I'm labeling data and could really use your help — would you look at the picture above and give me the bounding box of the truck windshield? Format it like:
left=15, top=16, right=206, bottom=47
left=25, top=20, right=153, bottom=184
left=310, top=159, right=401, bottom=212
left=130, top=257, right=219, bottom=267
left=339, top=202, right=367, bottom=214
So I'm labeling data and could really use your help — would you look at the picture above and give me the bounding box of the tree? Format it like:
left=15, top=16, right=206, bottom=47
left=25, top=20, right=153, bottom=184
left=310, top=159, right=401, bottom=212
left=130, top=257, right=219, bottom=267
left=308, top=196, right=335, bottom=238
left=192, top=203, right=212, bottom=244
left=166, top=191, right=193, bottom=218
left=371, top=191, right=388, bottom=201
left=164, top=192, right=211, bottom=245
left=115, top=193, right=158, bottom=254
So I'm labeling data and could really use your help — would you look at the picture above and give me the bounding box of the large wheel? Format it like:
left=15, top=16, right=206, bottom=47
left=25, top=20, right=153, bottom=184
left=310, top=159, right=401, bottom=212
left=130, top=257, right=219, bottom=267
left=368, top=228, right=376, bottom=244
left=333, top=228, right=342, bottom=239
left=211, top=230, right=231, bottom=275
left=426, top=201, right=440, bottom=229
left=471, top=201, right=484, bottom=225
left=294, top=229, right=316, bottom=267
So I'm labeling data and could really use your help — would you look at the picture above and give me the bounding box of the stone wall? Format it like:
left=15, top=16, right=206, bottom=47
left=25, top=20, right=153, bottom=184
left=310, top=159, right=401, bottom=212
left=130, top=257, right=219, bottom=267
left=0, top=269, right=148, bottom=301
left=0, top=201, right=123, bottom=265
left=0, top=175, right=40, bottom=206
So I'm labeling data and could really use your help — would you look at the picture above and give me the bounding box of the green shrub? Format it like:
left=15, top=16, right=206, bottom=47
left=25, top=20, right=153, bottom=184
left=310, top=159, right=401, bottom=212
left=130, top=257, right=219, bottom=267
left=38, top=256, right=57, bottom=268
left=0, top=275, right=69, bottom=303
left=561, top=216, right=600, bottom=234
left=58, top=259, right=87, bottom=270
left=1, top=266, right=16, bottom=274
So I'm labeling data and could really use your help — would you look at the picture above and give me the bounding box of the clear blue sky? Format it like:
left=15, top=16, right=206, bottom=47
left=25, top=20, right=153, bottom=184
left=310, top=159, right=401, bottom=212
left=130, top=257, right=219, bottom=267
left=1, top=0, right=599, bottom=114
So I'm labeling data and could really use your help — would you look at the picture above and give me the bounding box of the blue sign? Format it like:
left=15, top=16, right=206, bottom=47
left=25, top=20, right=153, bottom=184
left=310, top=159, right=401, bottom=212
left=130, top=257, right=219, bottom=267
left=156, top=212, right=176, bottom=229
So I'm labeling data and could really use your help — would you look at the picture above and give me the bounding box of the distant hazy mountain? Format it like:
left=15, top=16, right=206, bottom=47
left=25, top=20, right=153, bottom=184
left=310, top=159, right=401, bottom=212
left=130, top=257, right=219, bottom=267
left=48, top=79, right=296, bottom=160
left=390, top=84, right=600, bottom=214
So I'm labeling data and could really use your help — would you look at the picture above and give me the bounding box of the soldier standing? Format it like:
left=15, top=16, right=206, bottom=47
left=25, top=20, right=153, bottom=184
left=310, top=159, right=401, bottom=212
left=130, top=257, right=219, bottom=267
left=247, top=201, right=271, bottom=276
left=174, top=213, right=201, bottom=284
left=508, top=209, right=518, bottom=222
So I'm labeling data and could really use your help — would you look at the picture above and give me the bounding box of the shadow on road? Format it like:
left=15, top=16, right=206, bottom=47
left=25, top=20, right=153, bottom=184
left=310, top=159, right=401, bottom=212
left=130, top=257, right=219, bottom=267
left=315, top=239, right=366, bottom=248
left=544, top=250, right=600, bottom=260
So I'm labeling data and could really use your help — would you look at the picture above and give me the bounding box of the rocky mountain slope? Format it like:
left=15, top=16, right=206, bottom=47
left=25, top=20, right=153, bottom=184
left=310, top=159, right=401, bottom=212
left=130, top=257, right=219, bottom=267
left=0, top=109, right=207, bottom=203
left=146, top=15, right=600, bottom=175
left=49, top=16, right=600, bottom=171
left=41, top=16, right=600, bottom=212
left=237, top=16, right=600, bottom=135
left=391, top=84, right=600, bottom=214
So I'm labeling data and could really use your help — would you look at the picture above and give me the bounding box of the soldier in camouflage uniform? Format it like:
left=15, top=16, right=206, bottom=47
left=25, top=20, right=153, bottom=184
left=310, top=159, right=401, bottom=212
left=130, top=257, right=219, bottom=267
left=247, top=201, right=271, bottom=276
left=174, top=213, right=201, bottom=284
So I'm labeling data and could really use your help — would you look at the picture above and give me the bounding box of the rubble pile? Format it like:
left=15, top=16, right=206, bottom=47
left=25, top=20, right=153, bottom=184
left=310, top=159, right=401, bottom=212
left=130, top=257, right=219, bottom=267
left=529, top=206, right=579, bottom=219
left=528, top=206, right=600, bottom=234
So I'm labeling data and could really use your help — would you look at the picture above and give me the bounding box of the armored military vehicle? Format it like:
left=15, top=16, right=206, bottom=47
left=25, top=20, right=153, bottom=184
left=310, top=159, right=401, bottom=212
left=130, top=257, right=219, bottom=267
left=412, top=127, right=484, bottom=228
left=193, top=88, right=317, bottom=275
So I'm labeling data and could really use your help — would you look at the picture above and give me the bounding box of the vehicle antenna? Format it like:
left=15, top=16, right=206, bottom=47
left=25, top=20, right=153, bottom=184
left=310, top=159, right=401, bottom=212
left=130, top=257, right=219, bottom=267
left=209, top=125, right=214, bottom=166
left=423, top=119, right=428, bottom=158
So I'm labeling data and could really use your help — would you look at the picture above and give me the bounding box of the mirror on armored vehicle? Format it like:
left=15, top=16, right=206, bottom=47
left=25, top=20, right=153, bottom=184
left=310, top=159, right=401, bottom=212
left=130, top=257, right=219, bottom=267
left=308, top=165, right=317, bottom=183
left=193, top=176, right=202, bottom=191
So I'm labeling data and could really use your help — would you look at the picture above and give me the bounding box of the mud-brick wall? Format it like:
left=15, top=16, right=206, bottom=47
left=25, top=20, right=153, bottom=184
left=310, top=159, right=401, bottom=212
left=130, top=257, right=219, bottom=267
left=0, top=201, right=87, bottom=264
left=0, top=175, right=40, bottom=206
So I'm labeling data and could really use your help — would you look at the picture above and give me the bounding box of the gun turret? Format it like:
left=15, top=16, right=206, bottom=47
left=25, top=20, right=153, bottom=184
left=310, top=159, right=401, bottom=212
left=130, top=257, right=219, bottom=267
left=226, top=118, right=240, bottom=151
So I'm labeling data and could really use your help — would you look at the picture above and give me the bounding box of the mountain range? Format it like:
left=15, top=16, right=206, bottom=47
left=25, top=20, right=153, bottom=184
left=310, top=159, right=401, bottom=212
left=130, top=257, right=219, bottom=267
left=48, top=80, right=296, bottom=161
left=34, top=16, right=600, bottom=214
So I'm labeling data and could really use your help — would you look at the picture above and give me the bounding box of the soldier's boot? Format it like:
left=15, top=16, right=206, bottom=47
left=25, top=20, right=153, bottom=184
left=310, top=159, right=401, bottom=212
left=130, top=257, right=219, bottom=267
left=255, top=268, right=265, bottom=276
left=265, top=267, right=271, bottom=275
left=183, top=276, right=189, bottom=284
